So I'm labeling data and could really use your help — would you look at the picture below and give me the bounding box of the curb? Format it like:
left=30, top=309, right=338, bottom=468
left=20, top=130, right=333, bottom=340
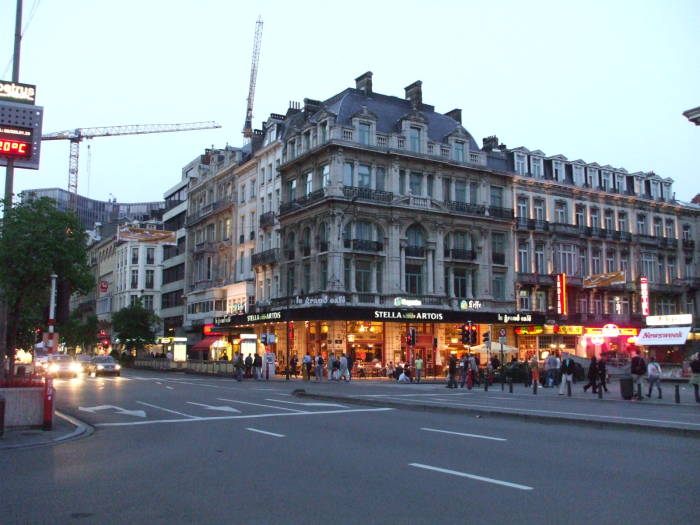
left=0, top=411, right=94, bottom=451
left=292, top=390, right=700, bottom=438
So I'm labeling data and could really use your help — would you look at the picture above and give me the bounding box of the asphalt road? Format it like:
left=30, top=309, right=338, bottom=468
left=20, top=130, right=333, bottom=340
left=1, top=369, right=697, bottom=524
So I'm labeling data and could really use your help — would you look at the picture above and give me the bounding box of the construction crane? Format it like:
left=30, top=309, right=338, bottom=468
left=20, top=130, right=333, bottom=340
left=42, top=121, right=221, bottom=210
left=243, top=16, right=264, bottom=138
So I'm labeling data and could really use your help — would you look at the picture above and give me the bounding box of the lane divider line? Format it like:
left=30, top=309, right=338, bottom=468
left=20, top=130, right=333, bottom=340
left=409, top=463, right=533, bottom=490
left=246, top=428, right=285, bottom=438
left=420, top=427, right=507, bottom=442
left=136, top=401, right=199, bottom=419
left=217, top=398, right=305, bottom=412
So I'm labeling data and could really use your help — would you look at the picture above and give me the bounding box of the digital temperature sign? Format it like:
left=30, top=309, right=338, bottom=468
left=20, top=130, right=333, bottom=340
left=0, top=126, right=32, bottom=159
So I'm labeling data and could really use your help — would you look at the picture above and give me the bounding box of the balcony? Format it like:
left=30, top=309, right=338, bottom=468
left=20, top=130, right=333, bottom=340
left=550, top=222, right=581, bottom=236
left=683, top=239, right=695, bottom=250
left=533, top=220, right=549, bottom=232
left=444, top=248, right=476, bottom=261
left=516, top=217, right=531, bottom=231
left=618, top=231, right=632, bottom=242
left=319, top=241, right=329, bottom=253
left=405, top=246, right=425, bottom=257
left=486, top=206, right=514, bottom=220
left=342, top=185, right=393, bottom=203
left=516, top=273, right=555, bottom=286
left=344, top=239, right=384, bottom=252
left=492, top=252, right=506, bottom=265
left=251, top=248, right=279, bottom=266
left=638, top=234, right=658, bottom=246
left=446, top=201, right=486, bottom=217
left=259, top=211, right=275, bottom=228
left=590, top=227, right=604, bottom=238
left=279, top=189, right=326, bottom=216
left=285, top=250, right=295, bottom=261
left=186, top=199, right=230, bottom=227
left=193, top=241, right=218, bottom=254
left=661, top=237, right=677, bottom=249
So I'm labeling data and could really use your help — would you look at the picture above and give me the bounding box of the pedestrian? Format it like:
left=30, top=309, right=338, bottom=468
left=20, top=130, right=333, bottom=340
left=332, top=354, right=341, bottom=380
left=244, top=353, right=253, bottom=378
left=597, top=356, right=608, bottom=393
left=544, top=353, right=557, bottom=387
left=339, top=353, right=350, bottom=381
left=630, top=349, right=646, bottom=400
left=386, top=361, right=395, bottom=379
left=689, top=353, right=700, bottom=403
left=398, top=369, right=410, bottom=382
left=302, top=352, right=312, bottom=381
left=327, top=353, right=336, bottom=380
left=346, top=353, right=354, bottom=381
left=315, top=353, right=324, bottom=381
left=290, top=354, right=298, bottom=378
left=583, top=356, right=598, bottom=393
left=646, top=356, right=662, bottom=399
left=559, top=355, right=575, bottom=395
left=529, top=354, right=540, bottom=387
left=458, top=353, right=468, bottom=388
left=467, top=353, right=478, bottom=390
left=415, top=355, right=424, bottom=383
left=234, top=352, right=244, bottom=381
left=553, top=352, right=562, bottom=385
left=253, top=352, right=262, bottom=380
left=447, top=354, right=458, bottom=388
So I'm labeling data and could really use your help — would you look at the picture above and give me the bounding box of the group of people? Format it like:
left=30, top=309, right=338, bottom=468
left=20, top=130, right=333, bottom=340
left=290, top=352, right=355, bottom=381
left=446, top=353, right=480, bottom=389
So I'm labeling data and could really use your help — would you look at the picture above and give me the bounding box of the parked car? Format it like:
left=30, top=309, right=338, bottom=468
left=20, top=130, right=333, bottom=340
left=88, top=356, right=121, bottom=377
left=46, top=354, right=82, bottom=378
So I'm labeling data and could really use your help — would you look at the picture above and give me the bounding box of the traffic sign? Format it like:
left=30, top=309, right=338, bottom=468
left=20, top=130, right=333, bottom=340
left=499, top=336, right=507, bottom=345
left=499, top=328, right=506, bottom=337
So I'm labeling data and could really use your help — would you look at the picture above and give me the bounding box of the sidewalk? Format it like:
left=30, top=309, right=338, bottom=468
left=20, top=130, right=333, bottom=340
left=0, top=411, right=92, bottom=450
left=290, top=377, right=700, bottom=436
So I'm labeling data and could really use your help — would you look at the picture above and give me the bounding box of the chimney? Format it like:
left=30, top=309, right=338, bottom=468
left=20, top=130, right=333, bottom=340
left=303, top=98, right=322, bottom=115
left=286, top=100, right=301, bottom=118
left=355, top=71, right=373, bottom=94
left=445, top=108, right=462, bottom=123
left=482, top=135, right=499, bottom=152
left=404, top=80, right=422, bottom=107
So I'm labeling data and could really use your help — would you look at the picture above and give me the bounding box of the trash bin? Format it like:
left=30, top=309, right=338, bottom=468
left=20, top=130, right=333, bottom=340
left=620, top=375, right=634, bottom=400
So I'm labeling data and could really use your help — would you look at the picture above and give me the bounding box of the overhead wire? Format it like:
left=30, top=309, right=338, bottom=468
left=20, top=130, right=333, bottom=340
left=2, top=0, right=43, bottom=78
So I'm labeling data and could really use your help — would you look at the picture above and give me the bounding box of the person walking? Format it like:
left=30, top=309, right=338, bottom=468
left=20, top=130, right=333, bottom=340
left=529, top=354, right=540, bottom=387
left=583, top=356, right=599, bottom=393
left=302, top=352, right=312, bottom=381
left=689, top=353, right=700, bottom=403
left=559, top=355, right=576, bottom=395
left=327, top=353, right=336, bottom=380
left=458, top=354, right=468, bottom=388
left=597, top=356, right=608, bottom=393
left=339, top=353, right=350, bottom=381
left=346, top=353, right=354, bottom=381
left=467, top=353, right=478, bottom=390
left=544, top=353, right=557, bottom=387
left=630, top=350, right=646, bottom=400
left=253, top=352, right=262, bottom=380
left=415, top=355, right=424, bottom=383
left=386, top=361, right=395, bottom=379
left=244, top=353, right=253, bottom=378
left=646, top=356, right=662, bottom=399
left=315, top=354, right=324, bottom=382
left=447, top=354, right=458, bottom=388
left=234, top=352, right=244, bottom=382
left=290, top=354, right=298, bottom=378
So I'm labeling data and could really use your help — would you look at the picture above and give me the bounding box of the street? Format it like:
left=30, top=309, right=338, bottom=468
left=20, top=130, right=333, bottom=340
left=1, top=369, right=698, bottom=524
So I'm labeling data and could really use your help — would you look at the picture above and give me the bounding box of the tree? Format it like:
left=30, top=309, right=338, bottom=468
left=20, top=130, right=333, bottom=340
left=0, top=197, right=93, bottom=370
left=60, top=313, right=99, bottom=354
left=111, top=300, right=160, bottom=355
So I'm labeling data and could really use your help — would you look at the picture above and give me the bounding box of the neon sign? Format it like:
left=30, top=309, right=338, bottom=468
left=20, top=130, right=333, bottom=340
left=556, top=273, right=568, bottom=315
left=585, top=326, right=638, bottom=336
left=639, top=275, right=649, bottom=316
left=0, top=138, right=30, bottom=157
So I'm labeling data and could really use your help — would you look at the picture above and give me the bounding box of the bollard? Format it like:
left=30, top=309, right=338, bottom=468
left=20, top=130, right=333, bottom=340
left=567, top=381, right=572, bottom=397
left=598, top=386, right=603, bottom=399
left=509, top=381, right=513, bottom=394
left=533, top=381, right=538, bottom=395
left=675, top=384, right=680, bottom=404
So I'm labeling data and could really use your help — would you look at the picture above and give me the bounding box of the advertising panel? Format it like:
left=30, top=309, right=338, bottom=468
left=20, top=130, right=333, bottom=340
left=637, top=326, right=691, bottom=346
left=583, top=270, right=626, bottom=289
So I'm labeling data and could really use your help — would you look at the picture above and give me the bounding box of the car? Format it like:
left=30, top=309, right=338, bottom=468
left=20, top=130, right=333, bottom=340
left=45, top=354, right=82, bottom=378
left=75, top=354, right=93, bottom=373
left=88, top=356, right=121, bottom=377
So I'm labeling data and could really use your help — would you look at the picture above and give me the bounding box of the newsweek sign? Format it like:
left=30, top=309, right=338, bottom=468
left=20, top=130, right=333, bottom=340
left=637, top=326, right=691, bottom=346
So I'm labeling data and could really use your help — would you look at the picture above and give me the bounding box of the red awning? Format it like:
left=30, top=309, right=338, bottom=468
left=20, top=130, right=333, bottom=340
left=191, top=336, right=220, bottom=351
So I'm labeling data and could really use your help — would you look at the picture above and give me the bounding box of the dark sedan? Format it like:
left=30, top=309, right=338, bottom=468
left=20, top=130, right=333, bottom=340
left=88, top=356, right=121, bottom=376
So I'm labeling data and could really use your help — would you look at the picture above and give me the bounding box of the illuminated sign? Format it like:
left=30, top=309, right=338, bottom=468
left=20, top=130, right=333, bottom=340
left=497, top=313, right=533, bottom=324
left=247, top=312, right=282, bottom=322
left=374, top=310, right=444, bottom=320
left=0, top=80, right=36, bottom=104
left=556, top=273, right=568, bottom=315
left=0, top=125, right=32, bottom=159
left=639, top=275, right=649, bottom=316
left=240, top=333, right=257, bottom=339
left=646, top=314, right=692, bottom=326
left=543, top=325, right=583, bottom=335
left=637, top=326, right=690, bottom=346
left=585, top=326, right=638, bottom=337
left=515, top=325, right=544, bottom=335
left=394, top=297, right=422, bottom=307
left=459, top=299, right=483, bottom=310
left=590, top=335, right=605, bottom=345
left=602, top=324, right=620, bottom=338
left=203, top=323, right=224, bottom=336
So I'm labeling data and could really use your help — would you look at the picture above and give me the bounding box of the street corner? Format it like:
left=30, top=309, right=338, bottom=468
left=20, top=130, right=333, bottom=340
left=0, top=411, right=93, bottom=450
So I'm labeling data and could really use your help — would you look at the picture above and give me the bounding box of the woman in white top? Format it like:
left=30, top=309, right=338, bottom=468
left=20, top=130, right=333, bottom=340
left=646, top=356, right=662, bottom=399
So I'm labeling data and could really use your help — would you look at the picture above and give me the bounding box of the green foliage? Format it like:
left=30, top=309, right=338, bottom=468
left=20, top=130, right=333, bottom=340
left=60, top=313, right=99, bottom=352
left=111, top=299, right=160, bottom=352
left=0, top=197, right=93, bottom=357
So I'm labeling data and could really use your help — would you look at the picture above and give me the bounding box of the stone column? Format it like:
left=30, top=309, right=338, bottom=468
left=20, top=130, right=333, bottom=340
left=427, top=249, right=434, bottom=294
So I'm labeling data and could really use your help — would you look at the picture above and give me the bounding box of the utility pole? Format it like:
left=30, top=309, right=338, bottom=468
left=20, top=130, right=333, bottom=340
left=1, top=0, right=24, bottom=378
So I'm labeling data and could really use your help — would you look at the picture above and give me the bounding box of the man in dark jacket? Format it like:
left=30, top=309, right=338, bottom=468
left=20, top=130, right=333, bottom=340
left=558, top=355, right=576, bottom=395
left=630, top=350, right=646, bottom=400
left=597, top=357, right=608, bottom=393
left=447, top=354, right=458, bottom=388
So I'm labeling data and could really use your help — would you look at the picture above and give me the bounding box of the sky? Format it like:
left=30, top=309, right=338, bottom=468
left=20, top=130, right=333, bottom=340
left=1, top=0, right=699, bottom=204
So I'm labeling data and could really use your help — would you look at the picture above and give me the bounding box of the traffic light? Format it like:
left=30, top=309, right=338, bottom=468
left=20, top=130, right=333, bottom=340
left=483, top=331, right=490, bottom=345
left=469, top=324, right=478, bottom=345
left=409, top=328, right=417, bottom=346
left=261, top=333, right=268, bottom=344
left=34, top=328, right=42, bottom=343
left=461, top=324, right=469, bottom=344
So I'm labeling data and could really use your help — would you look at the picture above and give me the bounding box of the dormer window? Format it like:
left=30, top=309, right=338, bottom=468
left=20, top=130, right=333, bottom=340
left=515, top=154, right=527, bottom=175
left=358, top=122, right=371, bottom=145
left=601, top=171, right=612, bottom=191
left=615, top=173, right=625, bottom=192
left=409, top=126, right=421, bottom=152
left=573, top=165, right=584, bottom=186
left=531, top=158, right=542, bottom=178
left=587, top=168, right=597, bottom=187
left=553, top=161, right=563, bottom=181
left=319, top=121, right=328, bottom=143
left=453, top=141, right=465, bottom=162
left=650, top=180, right=659, bottom=199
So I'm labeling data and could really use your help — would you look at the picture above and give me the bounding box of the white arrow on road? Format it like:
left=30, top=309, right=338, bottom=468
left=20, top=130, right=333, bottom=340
left=78, top=405, right=147, bottom=418
left=265, top=398, right=347, bottom=408
left=186, top=402, right=241, bottom=413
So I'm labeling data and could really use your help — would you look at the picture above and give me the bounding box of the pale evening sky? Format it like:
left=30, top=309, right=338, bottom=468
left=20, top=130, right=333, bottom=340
left=1, top=0, right=698, bottom=204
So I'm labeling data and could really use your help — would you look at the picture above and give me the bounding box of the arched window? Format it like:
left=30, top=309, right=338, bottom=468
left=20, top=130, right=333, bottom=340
left=301, top=228, right=311, bottom=256
left=407, top=225, right=424, bottom=247
left=286, top=232, right=295, bottom=260
left=319, top=222, right=329, bottom=252
left=355, top=221, right=374, bottom=241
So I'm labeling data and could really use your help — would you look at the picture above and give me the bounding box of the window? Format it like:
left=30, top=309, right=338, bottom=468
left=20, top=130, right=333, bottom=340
left=250, top=179, right=256, bottom=198
left=682, top=224, right=691, bottom=241
left=470, top=182, right=478, bottom=204
left=305, top=171, right=313, bottom=195
left=531, top=158, right=542, bottom=178
left=287, top=266, right=295, bottom=295
left=533, top=199, right=545, bottom=221
left=131, top=269, right=138, bottom=289
left=146, top=247, right=155, bottom=265
left=145, top=269, right=154, bottom=289
left=653, top=217, right=663, bottom=237
left=240, top=184, right=246, bottom=203
left=518, top=241, right=530, bottom=272
left=399, top=170, right=406, bottom=195
left=519, top=289, right=531, bottom=310
left=356, top=260, right=372, bottom=292
left=410, top=172, right=422, bottom=195
left=602, top=171, right=612, bottom=191
left=492, top=232, right=506, bottom=264
left=641, top=253, right=655, bottom=281
left=376, top=261, right=383, bottom=294
left=375, top=167, right=386, bottom=191
left=131, top=247, right=139, bottom=264
left=605, top=251, right=615, bottom=273
left=535, top=244, right=545, bottom=274
left=558, top=243, right=577, bottom=274
left=591, top=249, right=601, bottom=275
left=409, top=126, right=421, bottom=152
left=518, top=198, right=529, bottom=219
left=355, top=221, right=374, bottom=241
left=553, top=161, right=563, bottom=181
left=405, top=264, right=423, bottom=294
left=668, top=257, right=676, bottom=282
left=490, top=186, right=503, bottom=208
left=604, top=210, right=614, bottom=231
left=573, top=165, right=584, bottom=185
left=321, top=164, right=330, bottom=188
left=455, top=180, right=467, bottom=203
left=515, top=154, right=526, bottom=175
left=618, top=212, right=628, bottom=232
left=359, top=122, right=371, bottom=145
left=575, top=205, right=585, bottom=226
left=587, top=168, right=597, bottom=188
left=579, top=248, right=588, bottom=276
left=303, top=263, right=311, bottom=293
left=224, top=218, right=231, bottom=239
left=288, top=179, right=296, bottom=201
left=358, top=165, right=371, bottom=188
left=319, top=258, right=328, bottom=290
left=453, top=268, right=468, bottom=298
left=637, top=214, right=647, bottom=235
left=426, top=174, right=434, bottom=197
left=492, top=273, right=505, bottom=300
left=343, top=162, right=354, bottom=186
left=665, top=219, right=674, bottom=238
left=590, top=208, right=600, bottom=229
left=554, top=201, right=567, bottom=223
left=143, top=295, right=153, bottom=311
left=453, top=141, right=465, bottom=162
left=407, top=225, right=424, bottom=247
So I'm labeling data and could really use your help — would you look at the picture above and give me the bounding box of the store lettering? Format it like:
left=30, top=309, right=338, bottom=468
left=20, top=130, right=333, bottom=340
left=373, top=310, right=443, bottom=320
left=247, top=312, right=282, bottom=322
left=497, top=313, right=533, bottom=324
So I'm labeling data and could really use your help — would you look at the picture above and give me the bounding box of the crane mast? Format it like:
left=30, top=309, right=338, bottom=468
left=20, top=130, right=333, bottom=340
left=243, top=16, right=263, bottom=138
left=42, top=121, right=221, bottom=210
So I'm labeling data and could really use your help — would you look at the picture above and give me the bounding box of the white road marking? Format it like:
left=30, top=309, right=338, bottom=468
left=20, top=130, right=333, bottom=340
left=94, top=407, right=393, bottom=427
left=409, top=463, right=533, bottom=490
left=186, top=402, right=241, bottom=413
left=78, top=405, right=146, bottom=418
left=265, top=398, right=347, bottom=408
left=166, top=386, right=174, bottom=390
left=136, top=401, right=198, bottom=419
left=246, top=427, right=285, bottom=438
left=217, top=398, right=305, bottom=412
left=156, top=382, right=162, bottom=385
left=420, top=427, right=507, bottom=442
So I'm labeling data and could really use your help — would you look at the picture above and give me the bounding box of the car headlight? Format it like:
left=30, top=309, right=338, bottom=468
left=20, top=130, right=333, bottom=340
left=97, top=364, right=104, bottom=370
left=48, top=363, right=59, bottom=373
left=115, top=364, right=121, bottom=370
left=70, top=362, right=82, bottom=372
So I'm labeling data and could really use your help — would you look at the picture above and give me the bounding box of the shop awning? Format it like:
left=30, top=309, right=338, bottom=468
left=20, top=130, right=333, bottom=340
left=637, top=326, right=690, bottom=346
left=191, top=336, right=220, bottom=351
